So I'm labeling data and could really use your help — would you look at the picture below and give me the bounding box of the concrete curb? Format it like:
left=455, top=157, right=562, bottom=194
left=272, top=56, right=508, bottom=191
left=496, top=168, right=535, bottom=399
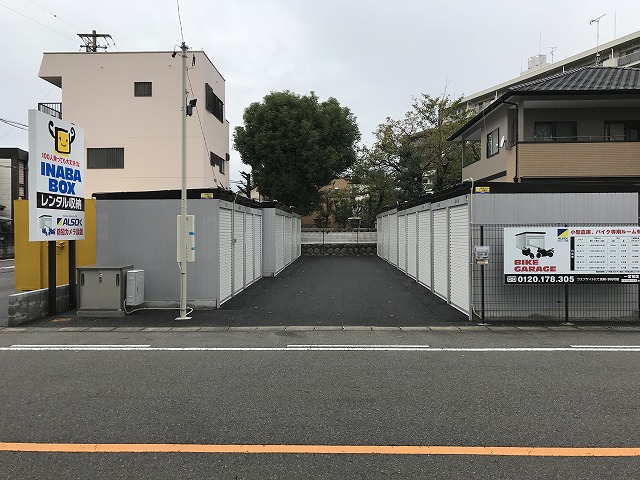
left=2, top=325, right=640, bottom=333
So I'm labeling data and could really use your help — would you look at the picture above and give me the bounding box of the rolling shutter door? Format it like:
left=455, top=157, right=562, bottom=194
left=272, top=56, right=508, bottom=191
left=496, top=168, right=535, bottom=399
left=432, top=208, right=448, bottom=299
left=219, top=208, right=233, bottom=303
left=398, top=215, right=407, bottom=272
left=245, top=214, right=255, bottom=287
left=449, top=205, right=469, bottom=314
left=285, top=215, right=293, bottom=265
left=276, top=214, right=285, bottom=273
left=417, top=210, right=431, bottom=288
left=255, top=215, right=262, bottom=281
left=407, top=213, right=417, bottom=279
left=376, top=217, right=382, bottom=257
left=389, top=213, right=398, bottom=266
left=233, top=210, right=245, bottom=294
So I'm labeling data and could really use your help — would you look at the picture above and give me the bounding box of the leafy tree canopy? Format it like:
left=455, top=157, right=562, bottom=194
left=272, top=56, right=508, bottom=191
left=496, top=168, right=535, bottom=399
left=233, top=91, right=361, bottom=214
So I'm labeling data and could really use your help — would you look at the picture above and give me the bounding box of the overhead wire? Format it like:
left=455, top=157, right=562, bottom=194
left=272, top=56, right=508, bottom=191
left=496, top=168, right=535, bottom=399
left=186, top=65, right=227, bottom=190
left=0, top=2, right=77, bottom=43
left=24, top=0, right=83, bottom=31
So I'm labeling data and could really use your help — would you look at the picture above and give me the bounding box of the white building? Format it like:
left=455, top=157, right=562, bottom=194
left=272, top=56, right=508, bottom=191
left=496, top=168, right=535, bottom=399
left=38, top=50, right=230, bottom=197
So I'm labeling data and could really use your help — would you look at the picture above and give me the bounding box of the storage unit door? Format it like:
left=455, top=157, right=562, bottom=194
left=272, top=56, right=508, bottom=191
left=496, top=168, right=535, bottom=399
left=219, top=208, right=233, bottom=303
left=398, top=215, right=407, bottom=273
left=285, top=215, right=293, bottom=265
left=233, top=210, right=245, bottom=294
left=449, top=205, right=469, bottom=314
left=276, top=214, right=285, bottom=273
left=245, top=214, right=255, bottom=287
left=376, top=218, right=382, bottom=257
left=417, top=210, right=431, bottom=288
left=432, top=209, right=448, bottom=299
left=389, top=213, right=398, bottom=266
left=255, top=215, right=262, bottom=281
left=407, top=213, right=417, bottom=279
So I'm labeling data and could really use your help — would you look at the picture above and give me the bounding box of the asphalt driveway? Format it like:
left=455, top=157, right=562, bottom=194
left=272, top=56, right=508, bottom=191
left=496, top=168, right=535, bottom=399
left=30, top=256, right=468, bottom=328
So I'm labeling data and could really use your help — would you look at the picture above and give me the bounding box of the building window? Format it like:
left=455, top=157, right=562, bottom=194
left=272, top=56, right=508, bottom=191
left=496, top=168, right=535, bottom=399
left=134, top=82, right=152, bottom=97
left=210, top=152, right=225, bottom=174
left=534, top=122, right=577, bottom=142
left=486, top=128, right=499, bottom=158
left=87, top=148, right=124, bottom=169
left=205, top=83, right=224, bottom=123
left=605, top=121, right=640, bottom=141
left=18, top=160, right=26, bottom=198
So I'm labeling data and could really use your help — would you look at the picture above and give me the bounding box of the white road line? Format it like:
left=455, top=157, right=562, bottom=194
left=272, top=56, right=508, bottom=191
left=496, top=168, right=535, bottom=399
left=0, top=266, right=15, bottom=271
left=571, top=345, right=640, bottom=348
left=287, top=344, right=431, bottom=348
left=2, top=346, right=640, bottom=352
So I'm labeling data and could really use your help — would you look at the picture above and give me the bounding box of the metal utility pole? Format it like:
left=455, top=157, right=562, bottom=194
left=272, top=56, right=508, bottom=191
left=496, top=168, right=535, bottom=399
left=176, top=41, right=190, bottom=320
left=78, top=30, right=112, bottom=52
left=589, top=14, right=606, bottom=66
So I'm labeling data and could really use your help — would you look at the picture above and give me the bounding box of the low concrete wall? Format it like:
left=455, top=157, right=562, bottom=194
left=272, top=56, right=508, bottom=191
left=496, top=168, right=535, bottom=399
left=302, top=231, right=376, bottom=245
left=303, top=243, right=377, bottom=256
left=7, top=285, right=70, bottom=326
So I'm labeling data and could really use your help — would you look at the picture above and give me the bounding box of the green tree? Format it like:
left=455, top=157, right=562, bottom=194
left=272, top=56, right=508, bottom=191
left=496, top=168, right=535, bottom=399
left=233, top=91, right=361, bottom=214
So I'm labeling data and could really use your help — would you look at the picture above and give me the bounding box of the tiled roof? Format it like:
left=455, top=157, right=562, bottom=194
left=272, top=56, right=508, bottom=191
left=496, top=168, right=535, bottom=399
left=510, top=66, right=640, bottom=92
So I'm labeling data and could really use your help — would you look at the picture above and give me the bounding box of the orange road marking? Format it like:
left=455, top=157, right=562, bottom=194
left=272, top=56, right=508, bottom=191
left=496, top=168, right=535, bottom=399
left=1, top=443, right=640, bottom=456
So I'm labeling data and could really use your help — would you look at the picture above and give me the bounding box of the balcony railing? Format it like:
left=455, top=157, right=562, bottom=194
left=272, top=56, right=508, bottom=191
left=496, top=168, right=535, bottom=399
left=38, top=103, right=62, bottom=119
left=514, top=141, right=640, bottom=179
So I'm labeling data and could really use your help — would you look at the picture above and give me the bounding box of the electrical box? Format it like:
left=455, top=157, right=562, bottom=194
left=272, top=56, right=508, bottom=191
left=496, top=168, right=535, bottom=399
left=126, top=269, right=145, bottom=306
left=177, top=214, right=196, bottom=263
left=77, top=265, right=132, bottom=316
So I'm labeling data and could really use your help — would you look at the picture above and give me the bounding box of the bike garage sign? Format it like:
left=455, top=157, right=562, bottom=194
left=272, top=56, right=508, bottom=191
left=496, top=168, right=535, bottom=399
left=28, top=109, right=85, bottom=241
left=504, top=227, right=640, bottom=284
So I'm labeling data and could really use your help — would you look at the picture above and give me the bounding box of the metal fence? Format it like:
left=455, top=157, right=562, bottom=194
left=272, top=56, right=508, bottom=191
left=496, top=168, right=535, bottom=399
left=471, top=224, right=639, bottom=323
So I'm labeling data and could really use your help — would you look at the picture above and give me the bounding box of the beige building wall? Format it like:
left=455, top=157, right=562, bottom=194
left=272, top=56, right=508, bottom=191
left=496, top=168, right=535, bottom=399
left=39, top=51, right=229, bottom=197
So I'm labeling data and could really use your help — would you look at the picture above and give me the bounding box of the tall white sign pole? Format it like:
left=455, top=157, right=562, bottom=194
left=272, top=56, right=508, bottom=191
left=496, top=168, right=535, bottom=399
left=177, top=41, right=190, bottom=320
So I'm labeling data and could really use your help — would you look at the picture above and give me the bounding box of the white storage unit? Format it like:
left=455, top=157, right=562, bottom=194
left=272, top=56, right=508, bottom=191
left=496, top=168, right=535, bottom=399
left=389, top=213, right=398, bottom=266
left=398, top=214, right=407, bottom=273
left=407, top=213, right=417, bottom=280
left=449, top=205, right=469, bottom=313
left=275, top=213, right=285, bottom=273
left=244, top=213, right=255, bottom=287
left=219, top=207, right=233, bottom=302
left=233, top=209, right=245, bottom=294
left=417, top=209, right=431, bottom=288
left=254, top=215, right=263, bottom=281
left=432, top=208, right=448, bottom=300
left=285, top=215, right=293, bottom=266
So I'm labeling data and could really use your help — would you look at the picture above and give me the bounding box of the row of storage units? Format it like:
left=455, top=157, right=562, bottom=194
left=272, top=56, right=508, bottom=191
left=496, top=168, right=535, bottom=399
left=94, top=189, right=301, bottom=309
left=378, top=182, right=640, bottom=323
left=377, top=193, right=470, bottom=316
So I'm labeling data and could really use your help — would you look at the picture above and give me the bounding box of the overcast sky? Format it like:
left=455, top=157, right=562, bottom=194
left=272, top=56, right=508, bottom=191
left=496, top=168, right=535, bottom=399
left=2, top=0, right=639, bottom=187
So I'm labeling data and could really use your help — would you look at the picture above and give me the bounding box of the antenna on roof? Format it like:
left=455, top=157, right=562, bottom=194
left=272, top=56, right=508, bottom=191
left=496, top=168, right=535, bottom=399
left=589, top=14, right=606, bottom=66
left=78, top=30, right=113, bottom=52
left=548, top=46, right=557, bottom=63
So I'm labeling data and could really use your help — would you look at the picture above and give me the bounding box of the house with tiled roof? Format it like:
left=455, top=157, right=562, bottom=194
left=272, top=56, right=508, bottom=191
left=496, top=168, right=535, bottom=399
left=448, top=66, right=640, bottom=183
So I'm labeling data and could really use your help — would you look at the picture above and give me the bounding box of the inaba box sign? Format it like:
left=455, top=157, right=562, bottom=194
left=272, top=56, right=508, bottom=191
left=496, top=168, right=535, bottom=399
left=504, top=227, right=640, bottom=284
left=28, top=109, right=85, bottom=241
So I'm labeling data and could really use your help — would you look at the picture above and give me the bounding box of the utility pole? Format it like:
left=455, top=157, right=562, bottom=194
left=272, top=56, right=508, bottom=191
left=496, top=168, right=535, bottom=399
left=176, top=41, right=190, bottom=320
left=78, top=30, right=112, bottom=52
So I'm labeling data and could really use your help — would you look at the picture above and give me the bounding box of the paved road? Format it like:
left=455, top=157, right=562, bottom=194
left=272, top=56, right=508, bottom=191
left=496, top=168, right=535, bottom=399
left=1, top=328, right=639, bottom=478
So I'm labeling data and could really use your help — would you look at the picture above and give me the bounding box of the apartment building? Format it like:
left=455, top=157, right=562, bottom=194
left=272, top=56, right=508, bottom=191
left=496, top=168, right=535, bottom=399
left=38, top=50, right=230, bottom=196
left=449, top=66, right=640, bottom=183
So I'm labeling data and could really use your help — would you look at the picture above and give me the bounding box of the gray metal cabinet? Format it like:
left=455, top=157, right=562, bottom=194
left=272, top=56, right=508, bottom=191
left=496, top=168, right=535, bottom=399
left=77, top=265, right=132, bottom=313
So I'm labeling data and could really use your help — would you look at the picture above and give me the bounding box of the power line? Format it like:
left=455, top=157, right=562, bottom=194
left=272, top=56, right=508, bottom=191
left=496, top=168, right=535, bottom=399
left=186, top=68, right=227, bottom=190
left=24, top=0, right=83, bottom=31
left=0, top=118, right=28, bottom=130
left=176, top=0, right=185, bottom=43
left=0, top=2, right=77, bottom=43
